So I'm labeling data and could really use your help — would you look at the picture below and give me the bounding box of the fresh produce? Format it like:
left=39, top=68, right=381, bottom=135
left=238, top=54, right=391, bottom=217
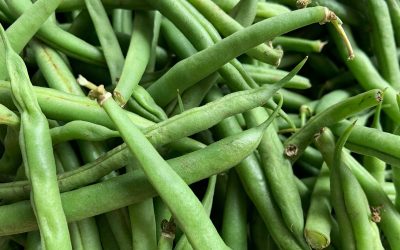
left=0, top=0, right=399, bottom=249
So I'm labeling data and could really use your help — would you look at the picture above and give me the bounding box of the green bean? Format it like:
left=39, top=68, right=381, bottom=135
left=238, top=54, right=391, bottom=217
left=95, top=215, right=119, bottom=250
left=30, top=41, right=84, bottom=95
left=175, top=175, right=217, bottom=250
left=85, top=0, right=124, bottom=84
left=0, top=0, right=63, bottom=78
left=208, top=93, right=304, bottom=250
left=315, top=128, right=400, bottom=249
left=365, top=0, right=400, bottom=89
left=329, top=25, right=400, bottom=122
left=330, top=120, right=400, bottom=166
left=221, top=171, right=247, bottom=250
left=112, top=9, right=132, bottom=35
left=304, top=163, right=332, bottom=250
left=50, top=121, right=119, bottom=145
left=284, top=89, right=382, bottom=161
left=147, top=6, right=333, bottom=106
left=0, top=25, right=71, bottom=249
left=386, top=0, right=400, bottom=45
left=157, top=218, right=175, bottom=250
left=249, top=210, right=279, bottom=250
left=131, top=85, right=167, bottom=121
left=185, top=0, right=283, bottom=65
left=113, top=11, right=153, bottom=106
left=335, top=123, right=375, bottom=250
left=273, top=36, right=327, bottom=53
left=245, top=106, right=306, bottom=246
left=229, top=0, right=257, bottom=26
left=314, top=89, right=350, bottom=114
left=242, top=64, right=311, bottom=89
left=5, top=0, right=105, bottom=66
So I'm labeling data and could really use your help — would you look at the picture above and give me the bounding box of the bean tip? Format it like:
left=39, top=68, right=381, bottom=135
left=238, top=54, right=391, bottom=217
left=284, top=144, right=298, bottom=158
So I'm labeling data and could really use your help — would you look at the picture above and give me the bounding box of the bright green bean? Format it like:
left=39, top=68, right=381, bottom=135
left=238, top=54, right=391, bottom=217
left=315, top=128, right=400, bottom=249
left=284, top=89, right=382, bottom=161
left=229, top=0, right=257, bottom=26
left=386, top=0, right=400, bottom=45
left=112, top=9, right=132, bottom=35
left=57, top=0, right=151, bottom=12
left=50, top=121, right=119, bottom=145
left=273, top=36, right=327, bottom=53
left=85, top=0, right=124, bottom=84
left=147, top=6, right=332, bottom=106
left=157, top=218, right=175, bottom=250
left=221, top=171, right=247, bottom=250
left=0, top=25, right=71, bottom=249
left=365, top=0, right=400, bottom=89
left=304, top=164, right=332, bottom=249
left=188, top=0, right=282, bottom=65
left=330, top=120, right=400, bottom=166
left=114, top=11, right=153, bottom=106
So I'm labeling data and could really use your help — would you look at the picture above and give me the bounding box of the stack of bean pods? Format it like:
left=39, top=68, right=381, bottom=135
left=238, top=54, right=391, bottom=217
left=0, top=0, right=399, bottom=249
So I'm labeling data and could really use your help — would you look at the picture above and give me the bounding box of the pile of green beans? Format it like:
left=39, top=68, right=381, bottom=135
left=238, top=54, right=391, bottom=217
left=1, top=0, right=400, bottom=249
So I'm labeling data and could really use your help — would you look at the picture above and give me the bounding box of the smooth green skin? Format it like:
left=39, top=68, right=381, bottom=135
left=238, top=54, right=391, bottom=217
left=147, top=6, right=329, bottom=106
left=386, top=0, right=400, bottom=45
left=329, top=25, right=400, bottom=122
left=95, top=215, right=119, bottom=250
left=68, top=223, right=84, bottom=250
left=85, top=0, right=124, bottom=84
left=160, top=0, right=270, bottom=107
left=4, top=0, right=105, bottom=66
left=0, top=104, right=19, bottom=126
left=230, top=0, right=257, bottom=26
left=187, top=0, right=282, bottom=65
left=334, top=124, right=374, bottom=250
left=175, top=176, right=217, bottom=250
left=284, top=89, right=382, bottom=161
left=160, top=18, right=197, bottom=59
left=243, top=64, right=311, bottom=89
left=221, top=171, right=247, bottom=250
left=315, top=128, right=400, bottom=250
left=131, top=85, right=167, bottom=122
left=304, top=164, right=332, bottom=250
left=314, top=90, right=350, bottom=114
left=245, top=107, right=305, bottom=246
left=0, top=26, right=71, bottom=250
left=330, top=120, right=400, bottom=166
left=112, top=9, right=132, bottom=35
left=50, top=121, right=119, bottom=145
left=273, top=36, right=326, bottom=53
left=157, top=234, right=174, bottom=250
left=365, top=0, right=400, bottom=89
left=30, top=41, right=84, bottom=95
left=275, top=89, right=311, bottom=111
left=208, top=94, right=304, bottom=250
left=129, top=197, right=157, bottom=250
left=0, top=0, right=64, bottom=78
left=0, top=94, right=278, bottom=236
left=102, top=94, right=232, bottom=249
left=114, top=11, right=152, bottom=106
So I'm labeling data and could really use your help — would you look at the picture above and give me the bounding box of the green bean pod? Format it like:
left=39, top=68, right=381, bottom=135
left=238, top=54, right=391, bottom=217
left=284, top=89, right=382, bottom=161
left=0, top=126, right=21, bottom=174
left=147, top=6, right=332, bottom=106
left=229, top=0, right=257, bottom=26
left=304, top=164, right=332, bottom=249
left=315, top=128, right=400, bottom=249
left=331, top=120, right=400, bottom=166
left=157, top=218, right=175, bottom=250
left=273, top=36, right=327, bottom=53
left=0, top=25, right=71, bottom=249
left=112, top=9, right=132, bottom=35
left=386, top=0, right=400, bottom=45
left=187, top=0, right=283, bottom=65
left=365, top=0, right=400, bottom=89
left=221, top=171, right=247, bottom=250
left=50, top=121, right=119, bottom=145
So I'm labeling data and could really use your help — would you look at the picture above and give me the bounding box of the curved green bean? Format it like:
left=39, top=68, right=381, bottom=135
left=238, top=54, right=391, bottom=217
left=0, top=25, right=71, bottom=249
left=229, top=0, right=257, bottom=26
left=284, top=89, right=382, bottom=161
